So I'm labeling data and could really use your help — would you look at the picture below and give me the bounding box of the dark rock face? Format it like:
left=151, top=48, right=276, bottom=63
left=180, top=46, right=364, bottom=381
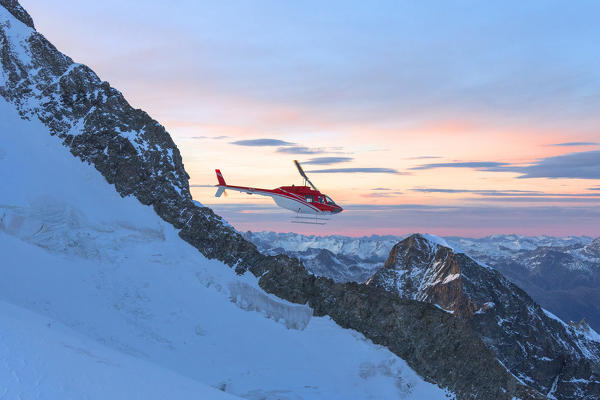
left=367, top=234, right=600, bottom=400
left=0, top=0, right=33, bottom=28
left=367, top=235, right=478, bottom=317
left=0, top=3, right=560, bottom=399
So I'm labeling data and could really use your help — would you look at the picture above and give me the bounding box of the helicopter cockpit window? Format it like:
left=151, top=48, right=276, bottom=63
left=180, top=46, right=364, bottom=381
left=305, top=195, right=314, bottom=202
left=318, top=196, right=325, bottom=203
left=325, top=195, right=335, bottom=205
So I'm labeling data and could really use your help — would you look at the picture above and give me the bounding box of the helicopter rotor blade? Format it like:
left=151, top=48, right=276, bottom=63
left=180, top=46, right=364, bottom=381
left=294, top=160, right=319, bottom=192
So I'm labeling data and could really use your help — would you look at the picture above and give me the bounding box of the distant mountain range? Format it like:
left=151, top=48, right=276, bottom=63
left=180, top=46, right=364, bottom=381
left=244, top=231, right=600, bottom=331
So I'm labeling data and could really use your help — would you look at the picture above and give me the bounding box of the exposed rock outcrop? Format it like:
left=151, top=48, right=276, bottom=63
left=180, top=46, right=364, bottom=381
left=0, top=0, right=33, bottom=28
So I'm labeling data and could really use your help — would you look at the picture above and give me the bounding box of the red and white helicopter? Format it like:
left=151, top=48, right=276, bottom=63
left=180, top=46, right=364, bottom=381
left=215, top=160, right=343, bottom=224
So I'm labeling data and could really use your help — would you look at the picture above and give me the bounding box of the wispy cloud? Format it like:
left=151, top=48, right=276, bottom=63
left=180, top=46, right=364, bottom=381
left=412, top=188, right=538, bottom=195
left=231, top=139, right=295, bottom=146
left=192, top=135, right=230, bottom=140
left=410, top=151, right=600, bottom=179
left=487, top=193, right=600, bottom=198
left=228, top=141, right=347, bottom=155
left=303, top=157, right=353, bottom=165
left=412, top=188, right=600, bottom=197
left=410, top=161, right=510, bottom=171
left=276, top=146, right=325, bottom=154
left=307, top=167, right=404, bottom=174
left=406, top=156, right=442, bottom=160
left=549, top=142, right=599, bottom=147
left=514, top=150, right=600, bottom=179
left=362, top=191, right=403, bottom=198
left=365, top=187, right=404, bottom=197
left=469, top=197, right=600, bottom=203
left=591, top=187, right=600, bottom=191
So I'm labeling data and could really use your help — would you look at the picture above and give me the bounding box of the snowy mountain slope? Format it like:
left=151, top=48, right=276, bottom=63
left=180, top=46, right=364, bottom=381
left=367, top=234, right=600, bottom=400
left=0, top=300, right=241, bottom=400
left=0, top=98, right=449, bottom=399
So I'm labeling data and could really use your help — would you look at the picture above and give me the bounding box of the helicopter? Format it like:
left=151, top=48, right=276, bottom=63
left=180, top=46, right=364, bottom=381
left=214, top=160, right=343, bottom=224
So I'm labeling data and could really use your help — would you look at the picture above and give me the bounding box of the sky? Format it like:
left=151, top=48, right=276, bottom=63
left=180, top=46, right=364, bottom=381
left=20, top=0, right=600, bottom=237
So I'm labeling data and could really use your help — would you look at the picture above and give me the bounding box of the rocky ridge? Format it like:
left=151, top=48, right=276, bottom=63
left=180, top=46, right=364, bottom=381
left=0, top=2, right=560, bottom=398
left=246, top=231, right=600, bottom=333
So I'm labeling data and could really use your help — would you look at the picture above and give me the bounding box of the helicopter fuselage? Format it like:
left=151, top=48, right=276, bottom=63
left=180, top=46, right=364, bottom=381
left=216, top=183, right=343, bottom=215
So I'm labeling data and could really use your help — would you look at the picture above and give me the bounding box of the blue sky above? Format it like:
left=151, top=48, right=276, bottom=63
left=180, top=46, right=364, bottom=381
left=22, top=0, right=600, bottom=131
left=20, top=0, right=600, bottom=236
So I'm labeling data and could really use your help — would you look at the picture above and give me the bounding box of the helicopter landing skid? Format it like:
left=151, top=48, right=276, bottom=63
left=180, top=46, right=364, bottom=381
left=291, top=213, right=330, bottom=225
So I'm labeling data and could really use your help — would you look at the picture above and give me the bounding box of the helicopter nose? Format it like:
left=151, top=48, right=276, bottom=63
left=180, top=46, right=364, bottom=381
left=333, top=206, right=343, bottom=214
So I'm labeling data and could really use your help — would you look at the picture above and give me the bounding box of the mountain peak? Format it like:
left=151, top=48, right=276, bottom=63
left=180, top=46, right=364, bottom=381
left=368, top=233, right=479, bottom=317
left=584, top=237, right=600, bottom=256
left=570, top=318, right=600, bottom=343
left=403, top=233, right=454, bottom=251
left=0, top=0, right=34, bottom=29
